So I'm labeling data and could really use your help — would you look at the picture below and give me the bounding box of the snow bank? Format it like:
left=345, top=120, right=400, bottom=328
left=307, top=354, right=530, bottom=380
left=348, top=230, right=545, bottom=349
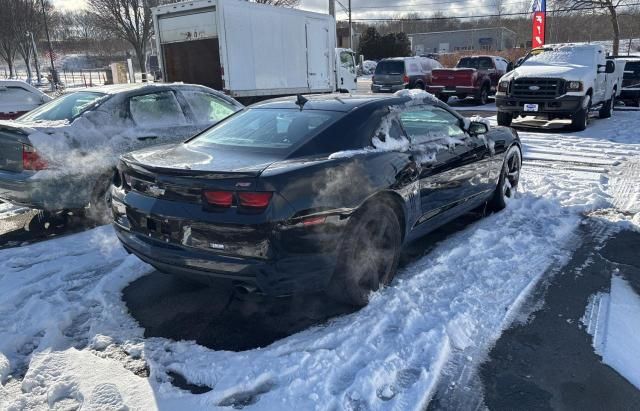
left=582, top=274, right=640, bottom=389
left=0, top=190, right=579, bottom=410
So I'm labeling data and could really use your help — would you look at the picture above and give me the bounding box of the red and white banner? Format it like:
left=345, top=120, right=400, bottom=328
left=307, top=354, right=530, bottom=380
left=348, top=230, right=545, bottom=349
left=532, top=12, right=546, bottom=48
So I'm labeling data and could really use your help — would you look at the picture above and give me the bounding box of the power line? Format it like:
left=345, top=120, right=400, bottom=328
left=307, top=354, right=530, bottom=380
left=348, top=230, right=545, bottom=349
left=343, top=3, right=640, bottom=21
left=351, top=0, right=531, bottom=10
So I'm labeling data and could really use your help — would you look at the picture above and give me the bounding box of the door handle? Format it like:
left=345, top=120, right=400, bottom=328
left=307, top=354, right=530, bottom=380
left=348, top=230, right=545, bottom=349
left=137, top=136, right=158, bottom=141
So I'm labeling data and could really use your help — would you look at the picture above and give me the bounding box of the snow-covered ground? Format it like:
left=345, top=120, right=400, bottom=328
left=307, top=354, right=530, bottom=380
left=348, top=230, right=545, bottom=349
left=0, top=111, right=639, bottom=409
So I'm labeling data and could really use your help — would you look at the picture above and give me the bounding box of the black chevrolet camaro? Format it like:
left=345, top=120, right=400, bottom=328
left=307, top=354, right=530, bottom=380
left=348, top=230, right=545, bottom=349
left=112, top=93, right=522, bottom=306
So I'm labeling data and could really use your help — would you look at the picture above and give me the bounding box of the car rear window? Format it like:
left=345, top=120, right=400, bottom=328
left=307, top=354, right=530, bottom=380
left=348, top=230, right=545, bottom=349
left=457, top=57, right=493, bottom=70
left=624, top=61, right=640, bottom=79
left=375, top=61, right=405, bottom=75
left=188, top=108, right=340, bottom=151
left=18, top=91, right=107, bottom=122
left=0, top=87, right=39, bottom=105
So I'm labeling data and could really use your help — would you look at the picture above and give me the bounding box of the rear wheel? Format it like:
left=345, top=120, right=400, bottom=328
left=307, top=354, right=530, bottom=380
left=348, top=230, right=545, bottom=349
left=476, top=85, right=489, bottom=105
left=599, top=89, right=615, bottom=118
left=497, top=111, right=513, bottom=127
left=328, top=201, right=401, bottom=307
left=437, top=94, right=449, bottom=103
left=414, top=81, right=425, bottom=90
left=85, top=172, right=115, bottom=225
left=488, top=145, right=522, bottom=211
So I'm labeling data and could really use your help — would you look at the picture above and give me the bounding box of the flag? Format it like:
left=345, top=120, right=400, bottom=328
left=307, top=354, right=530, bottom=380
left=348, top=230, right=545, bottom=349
left=531, top=0, right=546, bottom=48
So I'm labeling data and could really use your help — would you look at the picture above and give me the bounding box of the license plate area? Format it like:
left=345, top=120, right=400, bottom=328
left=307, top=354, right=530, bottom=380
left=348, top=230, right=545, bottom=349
left=141, top=215, right=177, bottom=241
left=524, top=103, right=539, bottom=112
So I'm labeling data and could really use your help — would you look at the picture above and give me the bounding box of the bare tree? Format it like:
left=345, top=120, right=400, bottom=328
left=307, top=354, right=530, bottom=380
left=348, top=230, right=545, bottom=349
left=557, top=0, right=631, bottom=54
left=88, top=0, right=158, bottom=78
left=0, top=0, right=19, bottom=76
left=252, top=0, right=300, bottom=6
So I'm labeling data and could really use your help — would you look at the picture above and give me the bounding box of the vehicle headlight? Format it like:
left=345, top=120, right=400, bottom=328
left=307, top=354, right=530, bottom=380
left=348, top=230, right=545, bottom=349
left=566, top=81, right=583, bottom=92
left=498, top=80, right=510, bottom=93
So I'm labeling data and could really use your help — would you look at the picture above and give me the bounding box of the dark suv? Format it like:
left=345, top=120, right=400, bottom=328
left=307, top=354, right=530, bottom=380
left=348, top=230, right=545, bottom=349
left=371, top=57, right=442, bottom=93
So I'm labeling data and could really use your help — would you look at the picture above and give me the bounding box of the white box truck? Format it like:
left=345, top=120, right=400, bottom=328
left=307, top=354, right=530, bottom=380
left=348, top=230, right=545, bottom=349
left=152, top=0, right=357, bottom=102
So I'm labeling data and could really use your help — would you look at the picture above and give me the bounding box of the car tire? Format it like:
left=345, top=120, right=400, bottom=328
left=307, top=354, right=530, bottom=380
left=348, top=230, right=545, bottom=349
left=328, top=201, right=402, bottom=307
left=476, top=85, right=489, bottom=105
left=414, top=82, right=425, bottom=90
left=85, top=172, right=115, bottom=225
left=497, top=111, right=513, bottom=127
left=488, top=145, right=522, bottom=212
left=438, top=94, right=449, bottom=103
left=599, top=90, right=615, bottom=119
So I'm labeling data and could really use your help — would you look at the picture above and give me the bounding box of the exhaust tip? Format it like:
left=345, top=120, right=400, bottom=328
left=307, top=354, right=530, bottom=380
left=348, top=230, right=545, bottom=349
left=233, top=283, right=257, bottom=294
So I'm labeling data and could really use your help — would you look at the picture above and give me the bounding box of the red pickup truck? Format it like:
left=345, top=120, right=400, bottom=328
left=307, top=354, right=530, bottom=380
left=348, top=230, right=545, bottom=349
left=427, top=56, right=512, bottom=105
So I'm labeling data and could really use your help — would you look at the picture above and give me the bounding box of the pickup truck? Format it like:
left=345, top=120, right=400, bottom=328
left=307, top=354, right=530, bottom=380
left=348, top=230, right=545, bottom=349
left=496, top=44, right=625, bottom=131
left=427, top=56, right=512, bottom=105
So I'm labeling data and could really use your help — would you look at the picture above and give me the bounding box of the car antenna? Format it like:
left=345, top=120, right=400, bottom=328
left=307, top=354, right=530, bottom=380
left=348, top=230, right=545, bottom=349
left=295, top=94, right=308, bottom=111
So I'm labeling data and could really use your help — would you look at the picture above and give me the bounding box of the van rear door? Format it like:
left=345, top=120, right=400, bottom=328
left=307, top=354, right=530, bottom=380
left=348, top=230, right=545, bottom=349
left=306, top=18, right=332, bottom=90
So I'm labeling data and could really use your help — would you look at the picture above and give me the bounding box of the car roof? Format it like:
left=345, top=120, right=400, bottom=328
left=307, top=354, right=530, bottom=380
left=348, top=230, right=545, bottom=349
left=79, top=82, right=212, bottom=95
left=250, top=93, right=412, bottom=112
left=0, top=79, right=47, bottom=95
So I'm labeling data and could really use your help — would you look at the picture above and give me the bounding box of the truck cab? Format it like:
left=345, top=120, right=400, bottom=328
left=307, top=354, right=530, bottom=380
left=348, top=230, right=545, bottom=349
left=496, top=44, right=624, bottom=131
left=428, top=55, right=510, bottom=105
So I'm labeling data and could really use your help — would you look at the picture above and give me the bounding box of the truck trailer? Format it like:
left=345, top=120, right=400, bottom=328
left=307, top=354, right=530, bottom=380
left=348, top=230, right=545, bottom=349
left=152, top=0, right=356, bottom=102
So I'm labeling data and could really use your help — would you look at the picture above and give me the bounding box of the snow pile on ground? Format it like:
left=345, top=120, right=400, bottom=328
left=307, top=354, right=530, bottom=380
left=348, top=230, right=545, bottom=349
left=582, top=274, right=640, bottom=389
left=0, top=189, right=579, bottom=409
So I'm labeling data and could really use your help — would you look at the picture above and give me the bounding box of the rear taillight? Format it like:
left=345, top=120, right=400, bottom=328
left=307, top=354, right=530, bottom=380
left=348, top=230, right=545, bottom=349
left=22, top=144, right=47, bottom=170
left=203, top=191, right=273, bottom=210
left=204, top=191, right=233, bottom=207
left=403, top=74, right=410, bottom=84
left=238, top=192, right=272, bottom=208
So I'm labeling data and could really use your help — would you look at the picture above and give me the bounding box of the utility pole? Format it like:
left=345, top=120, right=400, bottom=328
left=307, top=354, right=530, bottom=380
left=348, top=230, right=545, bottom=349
left=329, top=0, right=335, bottom=17
left=348, top=0, right=352, bottom=50
left=40, top=0, right=57, bottom=90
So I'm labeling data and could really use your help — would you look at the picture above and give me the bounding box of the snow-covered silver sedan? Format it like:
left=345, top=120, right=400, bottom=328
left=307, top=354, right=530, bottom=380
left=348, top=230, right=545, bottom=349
left=0, top=83, right=242, bottom=220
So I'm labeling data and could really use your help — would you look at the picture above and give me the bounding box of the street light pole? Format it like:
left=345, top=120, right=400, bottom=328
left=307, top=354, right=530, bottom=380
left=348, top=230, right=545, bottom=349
left=40, top=0, right=57, bottom=90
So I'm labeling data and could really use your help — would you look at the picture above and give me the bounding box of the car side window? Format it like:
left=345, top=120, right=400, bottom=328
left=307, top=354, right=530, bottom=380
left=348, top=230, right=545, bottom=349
left=181, top=90, right=238, bottom=123
left=129, top=91, right=186, bottom=126
left=399, top=106, right=466, bottom=145
left=340, top=51, right=356, bottom=74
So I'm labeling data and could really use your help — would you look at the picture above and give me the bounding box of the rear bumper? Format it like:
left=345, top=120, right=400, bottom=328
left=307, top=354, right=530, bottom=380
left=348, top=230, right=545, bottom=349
left=427, top=85, right=478, bottom=95
left=112, top=190, right=346, bottom=296
left=371, top=83, right=407, bottom=93
left=0, top=170, right=91, bottom=210
left=495, top=94, right=585, bottom=115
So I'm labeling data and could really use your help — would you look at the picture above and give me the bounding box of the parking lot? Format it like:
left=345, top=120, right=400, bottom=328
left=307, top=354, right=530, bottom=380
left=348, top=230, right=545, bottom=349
left=1, top=82, right=638, bottom=408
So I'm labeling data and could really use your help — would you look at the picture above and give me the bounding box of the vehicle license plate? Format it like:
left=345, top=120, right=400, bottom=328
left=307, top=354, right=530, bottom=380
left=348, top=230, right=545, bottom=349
left=524, top=103, right=539, bottom=112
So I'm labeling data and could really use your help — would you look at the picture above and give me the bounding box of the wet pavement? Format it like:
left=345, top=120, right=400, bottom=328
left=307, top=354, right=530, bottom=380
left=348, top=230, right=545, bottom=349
left=478, top=220, right=640, bottom=410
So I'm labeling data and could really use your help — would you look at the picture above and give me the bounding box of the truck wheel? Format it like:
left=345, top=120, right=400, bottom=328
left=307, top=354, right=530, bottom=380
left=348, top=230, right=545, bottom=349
left=497, top=111, right=513, bottom=127
left=571, top=96, right=590, bottom=131
left=599, top=90, right=615, bottom=119
left=414, top=81, right=425, bottom=90
left=475, top=85, right=489, bottom=105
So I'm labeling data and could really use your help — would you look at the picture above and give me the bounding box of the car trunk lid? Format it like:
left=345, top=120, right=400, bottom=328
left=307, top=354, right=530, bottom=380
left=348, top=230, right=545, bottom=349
left=431, top=68, right=476, bottom=87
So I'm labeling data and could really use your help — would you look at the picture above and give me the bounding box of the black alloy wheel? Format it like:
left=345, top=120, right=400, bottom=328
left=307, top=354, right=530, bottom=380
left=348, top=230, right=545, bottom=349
left=329, top=201, right=402, bottom=307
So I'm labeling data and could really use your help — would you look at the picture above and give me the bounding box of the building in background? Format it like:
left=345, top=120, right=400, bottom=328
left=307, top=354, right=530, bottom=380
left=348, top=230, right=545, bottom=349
left=409, top=27, right=517, bottom=55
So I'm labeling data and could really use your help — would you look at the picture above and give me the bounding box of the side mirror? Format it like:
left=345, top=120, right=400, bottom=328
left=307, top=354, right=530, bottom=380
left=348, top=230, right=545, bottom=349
left=606, top=60, right=616, bottom=74
left=468, top=121, right=489, bottom=135
left=507, top=62, right=515, bottom=72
